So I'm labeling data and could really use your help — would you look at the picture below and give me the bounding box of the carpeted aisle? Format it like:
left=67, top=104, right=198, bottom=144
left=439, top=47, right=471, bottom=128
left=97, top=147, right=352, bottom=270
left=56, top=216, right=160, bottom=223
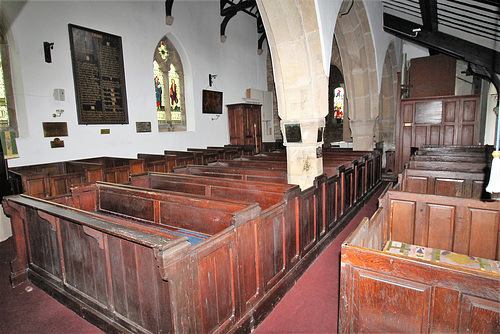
left=253, top=183, right=386, bottom=333
left=0, top=237, right=104, bottom=334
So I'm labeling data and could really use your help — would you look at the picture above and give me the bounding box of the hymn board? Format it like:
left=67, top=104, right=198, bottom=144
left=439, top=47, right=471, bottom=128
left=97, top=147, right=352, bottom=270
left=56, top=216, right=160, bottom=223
left=69, top=24, right=129, bottom=124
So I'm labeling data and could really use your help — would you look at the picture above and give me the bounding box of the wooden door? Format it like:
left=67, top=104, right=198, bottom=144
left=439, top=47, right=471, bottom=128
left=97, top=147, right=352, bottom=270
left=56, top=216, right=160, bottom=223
left=227, top=103, right=262, bottom=152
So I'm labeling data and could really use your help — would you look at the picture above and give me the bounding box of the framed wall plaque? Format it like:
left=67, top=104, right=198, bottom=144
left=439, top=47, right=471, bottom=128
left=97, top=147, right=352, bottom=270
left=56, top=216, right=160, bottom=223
left=43, top=122, right=68, bottom=137
left=69, top=24, right=129, bottom=124
left=202, top=90, right=223, bottom=114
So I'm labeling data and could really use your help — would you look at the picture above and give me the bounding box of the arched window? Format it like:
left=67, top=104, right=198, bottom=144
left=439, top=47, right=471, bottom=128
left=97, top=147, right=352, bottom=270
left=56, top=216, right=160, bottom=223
left=333, top=87, right=344, bottom=122
left=153, top=37, right=186, bottom=132
left=0, top=25, right=17, bottom=133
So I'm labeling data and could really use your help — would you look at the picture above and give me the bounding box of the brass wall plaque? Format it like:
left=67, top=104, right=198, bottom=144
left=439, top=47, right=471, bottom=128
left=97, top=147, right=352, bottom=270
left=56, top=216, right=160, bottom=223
left=136, top=122, right=152, bottom=133
left=50, top=138, right=65, bottom=148
left=101, top=129, right=110, bottom=134
left=43, top=122, right=68, bottom=137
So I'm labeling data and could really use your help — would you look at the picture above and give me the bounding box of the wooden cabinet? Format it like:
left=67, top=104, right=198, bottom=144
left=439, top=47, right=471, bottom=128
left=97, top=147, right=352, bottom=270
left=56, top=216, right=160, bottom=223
left=227, top=103, right=262, bottom=153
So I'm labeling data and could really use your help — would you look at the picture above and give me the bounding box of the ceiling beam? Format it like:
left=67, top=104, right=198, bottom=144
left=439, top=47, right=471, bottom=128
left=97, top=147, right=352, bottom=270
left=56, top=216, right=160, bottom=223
left=418, top=0, right=438, bottom=32
left=383, top=12, right=499, bottom=77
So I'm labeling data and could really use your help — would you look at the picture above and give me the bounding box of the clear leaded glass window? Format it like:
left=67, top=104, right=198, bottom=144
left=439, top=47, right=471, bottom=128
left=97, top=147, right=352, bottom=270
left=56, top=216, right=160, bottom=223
left=153, top=37, right=186, bottom=132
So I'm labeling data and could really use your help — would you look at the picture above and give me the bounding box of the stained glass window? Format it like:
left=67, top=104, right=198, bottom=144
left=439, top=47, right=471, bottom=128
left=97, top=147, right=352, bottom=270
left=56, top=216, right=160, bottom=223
left=333, top=87, right=344, bottom=120
left=0, top=51, right=9, bottom=127
left=153, top=37, right=186, bottom=132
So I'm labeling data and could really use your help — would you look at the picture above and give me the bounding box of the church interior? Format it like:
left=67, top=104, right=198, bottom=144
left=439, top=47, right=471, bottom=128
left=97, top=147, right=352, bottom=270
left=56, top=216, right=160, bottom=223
left=0, top=0, right=498, bottom=333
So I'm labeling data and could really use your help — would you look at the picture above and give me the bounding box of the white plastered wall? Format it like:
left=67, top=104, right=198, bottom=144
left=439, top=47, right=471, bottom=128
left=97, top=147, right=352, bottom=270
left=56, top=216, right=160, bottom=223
left=2, top=0, right=268, bottom=168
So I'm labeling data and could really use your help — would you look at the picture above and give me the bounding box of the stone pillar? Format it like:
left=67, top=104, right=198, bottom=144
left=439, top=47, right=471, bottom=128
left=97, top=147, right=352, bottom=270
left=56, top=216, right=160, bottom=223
left=282, top=118, right=325, bottom=189
left=349, top=118, right=375, bottom=151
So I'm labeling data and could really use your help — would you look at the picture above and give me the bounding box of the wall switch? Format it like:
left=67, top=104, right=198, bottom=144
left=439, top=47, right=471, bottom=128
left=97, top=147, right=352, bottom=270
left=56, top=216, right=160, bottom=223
left=53, top=88, right=65, bottom=101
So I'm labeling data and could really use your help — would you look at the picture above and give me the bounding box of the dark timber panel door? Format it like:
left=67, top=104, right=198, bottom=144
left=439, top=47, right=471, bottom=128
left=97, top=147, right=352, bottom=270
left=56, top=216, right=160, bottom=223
left=227, top=103, right=262, bottom=153
left=395, top=95, right=480, bottom=173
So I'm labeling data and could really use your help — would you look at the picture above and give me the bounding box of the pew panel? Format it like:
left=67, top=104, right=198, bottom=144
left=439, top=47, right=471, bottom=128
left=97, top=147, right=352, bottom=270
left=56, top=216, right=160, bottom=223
left=340, top=186, right=500, bottom=334
left=387, top=190, right=500, bottom=260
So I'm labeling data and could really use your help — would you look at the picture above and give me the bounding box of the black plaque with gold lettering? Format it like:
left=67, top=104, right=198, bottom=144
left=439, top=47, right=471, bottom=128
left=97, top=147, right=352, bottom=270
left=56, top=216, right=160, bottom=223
left=69, top=24, right=129, bottom=125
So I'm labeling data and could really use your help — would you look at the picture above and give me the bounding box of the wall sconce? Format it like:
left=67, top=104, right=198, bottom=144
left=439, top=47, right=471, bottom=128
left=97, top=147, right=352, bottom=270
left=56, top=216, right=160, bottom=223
left=209, top=74, right=217, bottom=87
left=44, top=42, right=54, bottom=63
left=53, top=109, right=64, bottom=118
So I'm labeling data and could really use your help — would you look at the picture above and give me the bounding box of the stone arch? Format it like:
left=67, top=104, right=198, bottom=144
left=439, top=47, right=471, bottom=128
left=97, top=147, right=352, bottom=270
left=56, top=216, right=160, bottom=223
left=377, top=41, right=399, bottom=155
left=256, top=0, right=328, bottom=189
left=334, top=1, right=379, bottom=150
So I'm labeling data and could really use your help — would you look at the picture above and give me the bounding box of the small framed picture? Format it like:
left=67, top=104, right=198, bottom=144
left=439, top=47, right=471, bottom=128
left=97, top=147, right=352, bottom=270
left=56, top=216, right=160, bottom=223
left=202, top=89, right=223, bottom=114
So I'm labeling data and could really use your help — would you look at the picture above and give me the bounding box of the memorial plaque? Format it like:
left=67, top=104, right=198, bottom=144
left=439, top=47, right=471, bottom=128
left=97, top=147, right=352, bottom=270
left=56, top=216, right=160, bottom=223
left=69, top=24, right=129, bottom=125
left=43, top=122, right=68, bottom=137
left=136, top=122, right=152, bottom=133
left=284, top=123, right=302, bottom=143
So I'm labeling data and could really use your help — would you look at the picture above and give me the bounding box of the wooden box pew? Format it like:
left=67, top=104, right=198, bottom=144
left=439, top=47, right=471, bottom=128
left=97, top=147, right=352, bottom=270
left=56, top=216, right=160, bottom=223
left=410, top=154, right=491, bottom=163
left=206, top=146, right=240, bottom=159
left=187, top=148, right=221, bottom=163
left=80, top=157, right=146, bottom=184
left=214, top=156, right=372, bottom=205
left=399, top=168, right=489, bottom=199
left=415, top=144, right=494, bottom=156
left=163, top=149, right=204, bottom=165
left=406, top=159, right=490, bottom=172
left=9, top=157, right=146, bottom=198
left=339, top=187, right=500, bottom=333
left=173, top=163, right=361, bottom=258
left=3, top=193, right=195, bottom=333
left=174, top=164, right=289, bottom=183
left=3, top=181, right=262, bottom=333
left=137, top=153, right=183, bottom=173
left=222, top=144, right=255, bottom=156
left=9, top=161, right=81, bottom=198
left=128, top=172, right=304, bottom=297
left=258, top=149, right=381, bottom=191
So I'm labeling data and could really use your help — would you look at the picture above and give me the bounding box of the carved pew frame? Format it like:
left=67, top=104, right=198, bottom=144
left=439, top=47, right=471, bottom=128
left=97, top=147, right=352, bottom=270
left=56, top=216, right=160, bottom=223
left=3, top=182, right=263, bottom=333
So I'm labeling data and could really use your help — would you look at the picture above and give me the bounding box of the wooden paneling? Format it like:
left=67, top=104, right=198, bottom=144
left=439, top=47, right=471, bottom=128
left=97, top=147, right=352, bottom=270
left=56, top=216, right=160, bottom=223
left=354, top=269, right=432, bottom=333
left=340, top=186, right=500, bottom=334
left=388, top=191, right=499, bottom=259
left=409, top=54, right=456, bottom=99
left=459, top=295, right=500, bottom=333
left=396, top=95, right=481, bottom=173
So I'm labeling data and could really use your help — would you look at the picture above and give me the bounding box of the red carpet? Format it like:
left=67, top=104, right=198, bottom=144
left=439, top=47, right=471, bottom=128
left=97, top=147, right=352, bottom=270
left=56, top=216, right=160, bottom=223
left=0, top=237, right=104, bottom=334
left=0, top=184, right=385, bottom=333
left=253, top=183, right=385, bottom=333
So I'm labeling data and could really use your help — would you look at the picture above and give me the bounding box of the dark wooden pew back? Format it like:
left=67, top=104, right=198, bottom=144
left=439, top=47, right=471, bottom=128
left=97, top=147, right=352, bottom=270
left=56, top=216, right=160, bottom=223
left=399, top=168, right=488, bottom=199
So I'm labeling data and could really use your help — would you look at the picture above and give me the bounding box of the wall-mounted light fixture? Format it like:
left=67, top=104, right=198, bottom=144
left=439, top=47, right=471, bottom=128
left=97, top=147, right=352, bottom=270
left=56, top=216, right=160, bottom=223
left=209, top=74, right=217, bottom=87
left=44, top=42, right=54, bottom=63
left=53, top=109, right=64, bottom=118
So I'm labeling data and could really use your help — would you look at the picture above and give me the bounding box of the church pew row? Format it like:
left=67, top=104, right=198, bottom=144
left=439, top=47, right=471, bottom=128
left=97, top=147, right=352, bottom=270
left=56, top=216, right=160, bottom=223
left=3, top=148, right=383, bottom=333
left=415, top=144, right=494, bottom=157
left=9, top=157, right=146, bottom=198
left=406, top=159, right=490, bottom=172
left=3, top=181, right=265, bottom=333
left=128, top=173, right=304, bottom=297
left=339, top=184, right=500, bottom=333
left=398, top=168, right=488, bottom=199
